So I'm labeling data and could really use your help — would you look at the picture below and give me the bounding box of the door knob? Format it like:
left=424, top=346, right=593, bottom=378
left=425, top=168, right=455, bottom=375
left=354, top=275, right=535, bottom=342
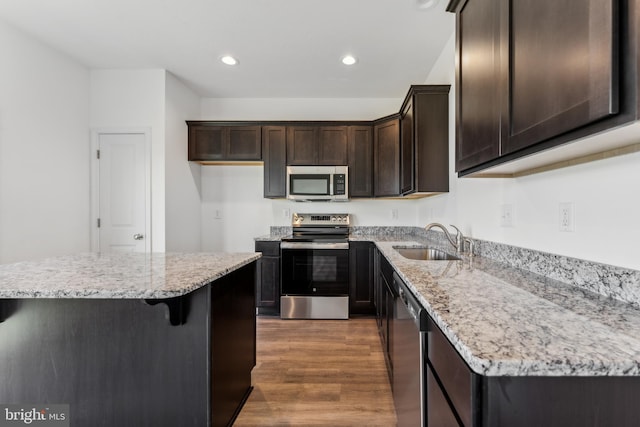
left=133, top=234, right=144, bottom=240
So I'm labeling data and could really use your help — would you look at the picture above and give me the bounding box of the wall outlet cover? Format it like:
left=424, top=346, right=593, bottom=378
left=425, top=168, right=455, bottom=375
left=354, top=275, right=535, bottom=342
left=500, top=204, right=514, bottom=227
left=559, top=202, right=574, bottom=232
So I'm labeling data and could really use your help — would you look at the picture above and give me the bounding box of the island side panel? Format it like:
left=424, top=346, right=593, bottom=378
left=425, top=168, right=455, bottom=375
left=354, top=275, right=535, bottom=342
left=0, top=288, right=210, bottom=426
left=210, top=262, right=257, bottom=427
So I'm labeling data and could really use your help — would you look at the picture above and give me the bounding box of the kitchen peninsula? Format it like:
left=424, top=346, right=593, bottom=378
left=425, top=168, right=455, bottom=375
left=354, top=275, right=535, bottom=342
left=0, top=252, right=260, bottom=427
left=258, top=227, right=640, bottom=425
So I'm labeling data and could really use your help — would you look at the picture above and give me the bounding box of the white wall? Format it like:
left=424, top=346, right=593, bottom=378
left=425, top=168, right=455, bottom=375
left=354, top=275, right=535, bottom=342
left=200, top=98, right=401, bottom=121
left=165, top=72, right=202, bottom=252
left=418, top=32, right=640, bottom=270
left=89, top=69, right=167, bottom=252
left=0, top=20, right=90, bottom=264
left=198, top=97, right=418, bottom=252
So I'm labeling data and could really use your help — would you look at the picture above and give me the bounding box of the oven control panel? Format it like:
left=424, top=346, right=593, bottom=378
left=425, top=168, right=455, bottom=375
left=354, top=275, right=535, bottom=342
left=292, top=213, right=350, bottom=227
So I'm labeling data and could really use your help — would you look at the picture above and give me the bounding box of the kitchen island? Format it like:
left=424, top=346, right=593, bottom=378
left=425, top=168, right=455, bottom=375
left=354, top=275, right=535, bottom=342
left=0, top=252, right=260, bottom=427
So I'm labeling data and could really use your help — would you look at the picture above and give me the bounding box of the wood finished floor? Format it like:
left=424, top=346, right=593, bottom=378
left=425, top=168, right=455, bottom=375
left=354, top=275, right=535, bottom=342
left=234, top=317, right=397, bottom=427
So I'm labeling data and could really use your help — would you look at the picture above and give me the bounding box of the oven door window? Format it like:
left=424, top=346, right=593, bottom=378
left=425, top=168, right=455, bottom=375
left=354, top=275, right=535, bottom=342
left=289, top=174, right=330, bottom=196
left=281, top=249, right=349, bottom=296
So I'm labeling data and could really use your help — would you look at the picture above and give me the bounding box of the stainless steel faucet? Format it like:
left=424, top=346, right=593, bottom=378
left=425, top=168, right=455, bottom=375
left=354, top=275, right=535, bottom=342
left=425, top=223, right=472, bottom=255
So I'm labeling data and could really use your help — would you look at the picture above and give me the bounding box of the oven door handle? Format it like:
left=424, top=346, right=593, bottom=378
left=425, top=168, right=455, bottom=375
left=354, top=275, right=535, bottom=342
left=281, top=242, right=349, bottom=250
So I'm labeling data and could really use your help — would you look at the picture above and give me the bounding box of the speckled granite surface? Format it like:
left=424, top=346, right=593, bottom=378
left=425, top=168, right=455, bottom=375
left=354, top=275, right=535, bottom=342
left=258, top=226, right=640, bottom=377
left=375, top=239, right=640, bottom=377
left=0, top=252, right=261, bottom=299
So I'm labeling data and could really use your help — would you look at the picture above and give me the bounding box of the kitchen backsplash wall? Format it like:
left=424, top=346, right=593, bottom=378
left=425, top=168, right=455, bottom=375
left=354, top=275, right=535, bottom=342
left=199, top=165, right=421, bottom=253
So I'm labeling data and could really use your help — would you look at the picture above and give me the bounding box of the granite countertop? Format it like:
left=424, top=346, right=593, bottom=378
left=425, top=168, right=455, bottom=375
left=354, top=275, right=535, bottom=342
left=257, top=230, right=640, bottom=377
left=371, top=237, right=640, bottom=377
left=0, top=252, right=261, bottom=299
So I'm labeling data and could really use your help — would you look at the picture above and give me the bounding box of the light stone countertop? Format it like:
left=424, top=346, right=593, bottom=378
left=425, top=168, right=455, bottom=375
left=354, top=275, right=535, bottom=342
left=372, top=238, right=640, bottom=377
left=0, top=252, right=261, bottom=299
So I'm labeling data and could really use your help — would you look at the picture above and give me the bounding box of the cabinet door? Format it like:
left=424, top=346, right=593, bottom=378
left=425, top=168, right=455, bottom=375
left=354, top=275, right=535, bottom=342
left=227, top=126, right=262, bottom=160
left=414, top=88, right=450, bottom=193
left=188, top=125, right=226, bottom=161
left=188, top=125, right=261, bottom=161
left=453, top=0, right=502, bottom=172
left=374, top=118, right=401, bottom=196
left=262, top=126, right=287, bottom=198
left=347, top=126, right=373, bottom=197
left=400, top=98, right=414, bottom=194
left=318, top=126, right=348, bottom=165
left=427, top=315, right=475, bottom=426
left=349, top=242, right=375, bottom=315
left=503, top=0, right=619, bottom=154
left=426, top=365, right=460, bottom=427
left=257, top=257, right=280, bottom=309
left=286, top=126, right=318, bottom=165
left=255, top=241, right=281, bottom=315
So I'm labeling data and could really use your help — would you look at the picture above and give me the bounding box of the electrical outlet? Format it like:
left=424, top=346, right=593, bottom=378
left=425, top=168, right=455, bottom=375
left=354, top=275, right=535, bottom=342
left=214, top=209, right=222, bottom=220
left=500, top=204, right=514, bottom=227
left=559, top=202, right=574, bottom=232
left=282, top=208, right=290, bottom=219
left=391, top=209, right=399, bottom=220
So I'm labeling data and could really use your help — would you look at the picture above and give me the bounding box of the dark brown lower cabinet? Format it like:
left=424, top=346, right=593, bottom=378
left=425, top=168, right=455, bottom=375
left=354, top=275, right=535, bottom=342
left=427, top=365, right=461, bottom=427
left=0, top=263, right=257, bottom=427
left=425, top=314, right=640, bottom=426
left=255, top=241, right=281, bottom=316
left=349, top=241, right=375, bottom=315
left=374, top=257, right=640, bottom=426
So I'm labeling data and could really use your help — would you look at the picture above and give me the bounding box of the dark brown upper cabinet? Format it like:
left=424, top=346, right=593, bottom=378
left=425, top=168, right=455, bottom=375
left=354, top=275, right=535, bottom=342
left=262, top=126, right=287, bottom=198
left=400, top=98, right=415, bottom=195
left=286, top=126, right=318, bottom=165
left=186, top=84, right=450, bottom=198
left=286, top=126, right=348, bottom=165
left=406, top=85, right=450, bottom=193
left=450, top=0, right=502, bottom=172
left=347, top=126, right=374, bottom=198
left=373, top=116, right=401, bottom=197
left=318, top=126, right=349, bottom=165
left=448, top=0, right=639, bottom=176
left=375, top=86, right=451, bottom=197
left=503, top=0, right=619, bottom=154
left=187, top=123, right=261, bottom=161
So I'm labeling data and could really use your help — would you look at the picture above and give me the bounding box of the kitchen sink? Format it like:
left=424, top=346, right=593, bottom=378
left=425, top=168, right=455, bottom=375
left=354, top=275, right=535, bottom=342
left=394, top=247, right=461, bottom=261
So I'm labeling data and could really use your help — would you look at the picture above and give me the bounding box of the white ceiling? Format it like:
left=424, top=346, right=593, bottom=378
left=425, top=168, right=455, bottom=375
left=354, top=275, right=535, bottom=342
left=0, top=0, right=454, bottom=98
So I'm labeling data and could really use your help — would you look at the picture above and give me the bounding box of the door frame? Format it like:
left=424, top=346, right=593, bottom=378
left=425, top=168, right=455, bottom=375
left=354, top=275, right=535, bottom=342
left=90, top=128, right=152, bottom=253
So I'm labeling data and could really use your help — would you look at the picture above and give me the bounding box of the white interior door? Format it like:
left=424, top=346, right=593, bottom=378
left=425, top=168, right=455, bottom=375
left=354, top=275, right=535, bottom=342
left=93, top=131, right=150, bottom=253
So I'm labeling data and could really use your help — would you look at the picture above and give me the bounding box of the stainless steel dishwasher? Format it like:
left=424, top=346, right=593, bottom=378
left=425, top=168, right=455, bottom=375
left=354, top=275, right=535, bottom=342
left=392, top=272, right=427, bottom=427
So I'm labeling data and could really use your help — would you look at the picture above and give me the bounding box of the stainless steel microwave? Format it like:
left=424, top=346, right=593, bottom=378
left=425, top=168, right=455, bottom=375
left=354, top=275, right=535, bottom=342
left=286, top=166, right=348, bottom=201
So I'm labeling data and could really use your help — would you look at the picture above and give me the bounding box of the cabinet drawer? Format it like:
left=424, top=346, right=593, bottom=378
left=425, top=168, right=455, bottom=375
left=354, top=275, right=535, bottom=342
left=255, top=241, right=280, bottom=256
left=427, top=317, right=474, bottom=427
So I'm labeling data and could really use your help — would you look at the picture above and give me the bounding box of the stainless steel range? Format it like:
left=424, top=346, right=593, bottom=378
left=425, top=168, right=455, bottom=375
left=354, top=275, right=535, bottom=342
left=280, top=213, right=350, bottom=319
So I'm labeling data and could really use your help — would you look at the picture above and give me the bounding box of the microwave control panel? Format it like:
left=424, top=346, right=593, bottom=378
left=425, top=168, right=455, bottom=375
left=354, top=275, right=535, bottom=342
left=333, top=174, right=346, bottom=195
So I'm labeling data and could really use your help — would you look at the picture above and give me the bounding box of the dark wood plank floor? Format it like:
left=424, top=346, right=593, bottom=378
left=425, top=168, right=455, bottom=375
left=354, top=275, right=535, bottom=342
left=234, top=317, right=397, bottom=427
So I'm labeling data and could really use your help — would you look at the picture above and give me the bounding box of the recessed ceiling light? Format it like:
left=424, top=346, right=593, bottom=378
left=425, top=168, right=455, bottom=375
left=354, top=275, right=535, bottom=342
left=221, top=55, right=238, bottom=66
left=341, top=55, right=357, bottom=66
left=416, top=0, right=439, bottom=9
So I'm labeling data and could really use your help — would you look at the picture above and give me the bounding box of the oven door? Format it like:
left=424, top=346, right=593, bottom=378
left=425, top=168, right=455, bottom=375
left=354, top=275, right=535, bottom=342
left=280, top=242, right=349, bottom=296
